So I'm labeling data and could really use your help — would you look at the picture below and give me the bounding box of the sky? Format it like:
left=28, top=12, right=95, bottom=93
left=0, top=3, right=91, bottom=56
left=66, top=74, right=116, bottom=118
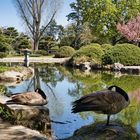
left=0, top=0, right=75, bottom=32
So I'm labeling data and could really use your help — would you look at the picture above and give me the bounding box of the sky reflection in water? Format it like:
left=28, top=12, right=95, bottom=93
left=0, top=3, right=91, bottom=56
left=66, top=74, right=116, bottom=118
left=6, top=65, right=140, bottom=139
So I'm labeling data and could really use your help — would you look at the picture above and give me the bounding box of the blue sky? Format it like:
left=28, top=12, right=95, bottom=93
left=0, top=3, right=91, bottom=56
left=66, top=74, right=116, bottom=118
left=0, top=0, right=75, bottom=32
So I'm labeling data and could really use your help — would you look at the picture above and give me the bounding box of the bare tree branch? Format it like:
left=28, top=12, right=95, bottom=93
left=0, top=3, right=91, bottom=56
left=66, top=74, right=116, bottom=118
left=14, top=0, right=61, bottom=50
left=24, top=1, right=34, bottom=19
left=16, top=0, right=33, bottom=34
left=39, top=11, right=56, bottom=38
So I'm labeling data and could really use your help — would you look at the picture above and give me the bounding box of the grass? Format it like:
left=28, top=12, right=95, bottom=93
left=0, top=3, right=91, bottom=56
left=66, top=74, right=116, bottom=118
left=0, top=66, right=24, bottom=73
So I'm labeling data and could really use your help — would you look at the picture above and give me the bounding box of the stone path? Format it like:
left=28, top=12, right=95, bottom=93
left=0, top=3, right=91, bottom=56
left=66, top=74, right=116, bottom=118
left=0, top=57, right=70, bottom=64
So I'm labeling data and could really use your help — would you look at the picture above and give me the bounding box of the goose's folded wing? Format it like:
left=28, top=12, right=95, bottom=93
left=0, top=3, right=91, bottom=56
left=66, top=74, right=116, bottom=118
left=72, top=90, right=126, bottom=113
left=11, top=92, right=41, bottom=103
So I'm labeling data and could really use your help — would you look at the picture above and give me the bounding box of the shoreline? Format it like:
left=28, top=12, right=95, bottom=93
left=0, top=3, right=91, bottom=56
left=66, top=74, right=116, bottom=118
left=0, top=57, right=140, bottom=74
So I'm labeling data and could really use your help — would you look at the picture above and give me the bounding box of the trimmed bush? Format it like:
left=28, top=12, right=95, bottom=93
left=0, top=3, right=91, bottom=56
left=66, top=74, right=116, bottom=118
left=55, top=46, right=75, bottom=58
left=101, top=44, right=112, bottom=52
left=70, top=43, right=104, bottom=64
left=81, top=43, right=101, bottom=49
left=51, top=46, right=59, bottom=51
left=0, top=52, right=7, bottom=58
left=102, top=43, right=140, bottom=66
left=30, top=50, right=47, bottom=57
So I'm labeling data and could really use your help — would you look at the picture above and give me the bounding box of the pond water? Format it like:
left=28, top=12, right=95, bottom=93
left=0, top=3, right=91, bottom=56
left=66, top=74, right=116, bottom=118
left=1, top=64, right=140, bottom=139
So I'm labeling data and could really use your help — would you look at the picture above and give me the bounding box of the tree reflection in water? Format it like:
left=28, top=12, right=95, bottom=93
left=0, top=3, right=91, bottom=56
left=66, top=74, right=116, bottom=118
left=5, top=64, right=140, bottom=139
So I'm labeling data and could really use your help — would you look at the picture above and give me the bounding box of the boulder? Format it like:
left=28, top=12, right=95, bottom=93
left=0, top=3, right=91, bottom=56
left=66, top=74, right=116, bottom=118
left=120, top=66, right=140, bottom=74
left=64, top=121, right=139, bottom=140
left=0, top=95, right=52, bottom=139
left=75, top=62, right=91, bottom=72
left=0, top=118, right=47, bottom=140
left=0, top=67, right=34, bottom=85
left=113, top=63, right=124, bottom=71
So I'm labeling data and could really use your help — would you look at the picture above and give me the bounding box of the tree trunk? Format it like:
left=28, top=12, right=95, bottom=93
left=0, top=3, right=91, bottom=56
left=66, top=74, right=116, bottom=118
left=33, top=38, right=39, bottom=51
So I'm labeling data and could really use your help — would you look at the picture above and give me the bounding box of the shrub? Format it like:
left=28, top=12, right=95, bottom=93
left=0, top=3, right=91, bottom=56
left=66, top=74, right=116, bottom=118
left=55, top=46, right=75, bottom=58
left=101, top=44, right=112, bottom=52
left=30, top=50, right=47, bottom=57
left=70, top=43, right=104, bottom=64
left=102, top=43, right=140, bottom=65
left=81, top=43, right=101, bottom=49
left=34, top=50, right=47, bottom=55
left=51, top=46, right=59, bottom=50
left=0, top=52, right=7, bottom=58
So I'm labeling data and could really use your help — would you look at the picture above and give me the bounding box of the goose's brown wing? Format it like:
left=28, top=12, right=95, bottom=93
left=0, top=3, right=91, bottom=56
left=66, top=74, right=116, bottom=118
left=11, top=92, right=42, bottom=104
left=72, top=90, right=128, bottom=114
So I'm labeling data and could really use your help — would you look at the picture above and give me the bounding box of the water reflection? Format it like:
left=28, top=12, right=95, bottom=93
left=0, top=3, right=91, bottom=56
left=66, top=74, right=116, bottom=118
left=1, top=64, right=140, bottom=139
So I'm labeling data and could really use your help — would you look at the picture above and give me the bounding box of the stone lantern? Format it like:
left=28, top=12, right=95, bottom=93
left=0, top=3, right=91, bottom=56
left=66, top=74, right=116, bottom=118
left=22, top=48, right=31, bottom=67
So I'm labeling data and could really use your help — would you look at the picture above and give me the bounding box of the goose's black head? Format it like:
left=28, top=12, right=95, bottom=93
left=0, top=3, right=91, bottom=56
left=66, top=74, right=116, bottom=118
left=35, top=88, right=46, bottom=99
left=108, top=85, right=129, bottom=101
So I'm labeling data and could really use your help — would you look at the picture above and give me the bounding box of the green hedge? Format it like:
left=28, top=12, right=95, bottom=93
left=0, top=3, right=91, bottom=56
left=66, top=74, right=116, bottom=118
left=0, top=52, right=7, bottom=58
left=101, top=44, right=112, bottom=52
left=55, top=46, right=75, bottom=58
left=102, top=43, right=140, bottom=65
left=70, top=43, right=104, bottom=64
left=30, top=50, right=47, bottom=57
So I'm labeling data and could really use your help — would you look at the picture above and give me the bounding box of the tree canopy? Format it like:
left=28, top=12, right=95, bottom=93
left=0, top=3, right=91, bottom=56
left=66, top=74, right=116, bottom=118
left=117, top=15, right=140, bottom=44
left=68, top=0, right=140, bottom=45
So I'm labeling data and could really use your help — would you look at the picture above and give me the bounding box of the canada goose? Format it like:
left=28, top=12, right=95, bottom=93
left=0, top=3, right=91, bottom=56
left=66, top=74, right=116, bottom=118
left=6, top=88, right=48, bottom=106
left=72, top=85, right=130, bottom=125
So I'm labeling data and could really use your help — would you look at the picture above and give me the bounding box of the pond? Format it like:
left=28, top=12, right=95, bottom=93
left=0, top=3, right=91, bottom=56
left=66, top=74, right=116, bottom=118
left=1, top=63, right=140, bottom=139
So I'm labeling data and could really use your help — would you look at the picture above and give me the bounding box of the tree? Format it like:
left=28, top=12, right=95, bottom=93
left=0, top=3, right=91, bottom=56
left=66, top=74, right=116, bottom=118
left=39, top=36, right=56, bottom=52
left=67, top=0, right=83, bottom=49
left=68, top=0, right=140, bottom=45
left=117, top=15, right=140, bottom=44
left=59, top=24, right=75, bottom=47
left=14, top=0, right=61, bottom=50
left=3, top=27, right=18, bottom=38
left=42, top=19, right=61, bottom=40
left=60, top=22, right=93, bottom=48
left=13, top=33, right=32, bottom=52
left=57, top=25, right=64, bottom=42
left=80, top=22, right=94, bottom=46
left=0, top=27, right=19, bottom=45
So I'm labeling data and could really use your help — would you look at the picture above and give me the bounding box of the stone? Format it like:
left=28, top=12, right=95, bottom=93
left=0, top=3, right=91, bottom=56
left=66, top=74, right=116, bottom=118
left=0, top=67, right=34, bottom=84
left=0, top=95, right=52, bottom=139
left=77, top=62, right=91, bottom=72
left=64, top=121, right=139, bottom=140
left=121, top=66, right=140, bottom=74
left=113, top=63, right=124, bottom=71
left=0, top=118, right=47, bottom=140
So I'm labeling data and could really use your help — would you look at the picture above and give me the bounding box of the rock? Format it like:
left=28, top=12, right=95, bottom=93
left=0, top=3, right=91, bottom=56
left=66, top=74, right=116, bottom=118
left=91, top=63, right=102, bottom=70
left=64, top=121, right=139, bottom=140
left=113, top=63, right=124, bottom=71
left=0, top=71, right=23, bottom=82
left=0, top=118, right=47, bottom=140
left=120, top=66, right=140, bottom=74
left=75, top=62, right=91, bottom=72
left=0, top=67, right=34, bottom=83
left=0, top=95, right=51, bottom=139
